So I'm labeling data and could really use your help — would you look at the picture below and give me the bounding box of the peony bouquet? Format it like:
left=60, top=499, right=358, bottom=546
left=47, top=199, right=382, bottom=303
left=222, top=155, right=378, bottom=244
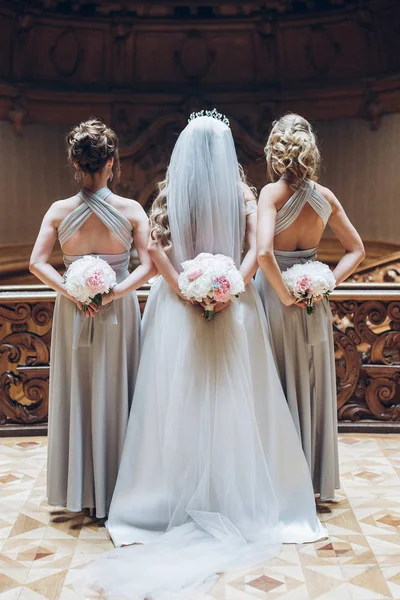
left=64, top=255, right=116, bottom=311
left=178, top=253, right=245, bottom=320
left=282, top=260, right=336, bottom=315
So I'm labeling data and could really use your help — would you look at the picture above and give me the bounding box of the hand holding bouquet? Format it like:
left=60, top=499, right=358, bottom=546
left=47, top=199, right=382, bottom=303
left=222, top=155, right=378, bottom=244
left=282, top=260, right=336, bottom=314
left=64, top=255, right=117, bottom=312
left=178, top=253, right=245, bottom=320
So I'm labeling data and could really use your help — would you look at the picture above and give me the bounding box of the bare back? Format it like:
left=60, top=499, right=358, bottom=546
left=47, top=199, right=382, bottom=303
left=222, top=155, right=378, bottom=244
left=273, top=179, right=332, bottom=252
left=55, top=189, right=135, bottom=256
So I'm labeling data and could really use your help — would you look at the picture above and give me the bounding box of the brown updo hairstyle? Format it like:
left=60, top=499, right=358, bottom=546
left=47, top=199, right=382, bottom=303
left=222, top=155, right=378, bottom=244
left=66, top=117, right=121, bottom=182
left=265, top=114, right=320, bottom=184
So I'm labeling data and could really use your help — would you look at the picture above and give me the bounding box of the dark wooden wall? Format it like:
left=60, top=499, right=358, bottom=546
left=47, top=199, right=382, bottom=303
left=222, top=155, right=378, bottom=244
left=1, top=0, right=400, bottom=208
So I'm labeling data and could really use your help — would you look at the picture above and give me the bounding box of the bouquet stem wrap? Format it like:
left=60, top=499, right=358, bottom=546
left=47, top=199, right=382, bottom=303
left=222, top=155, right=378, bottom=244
left=204, top=304, right=216, bottom=321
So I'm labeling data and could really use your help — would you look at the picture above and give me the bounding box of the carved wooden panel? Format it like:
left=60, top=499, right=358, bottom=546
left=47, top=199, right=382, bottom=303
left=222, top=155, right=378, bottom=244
left=350, top=262, right=400, bottom=284
left=20, top=22, right=108, bottom=84
left=348, top=253, right=400, bottom=283
left=1, top=1, right=400, bottom=126
left=331, top=293, right=400, bottom=424
left=279, top=17, right=368, bottom=83
left=134, top=28, right=255, bottom=85
left=0, top=299, right=53, bottom=428
left=1, top=285, right=400, bottom=434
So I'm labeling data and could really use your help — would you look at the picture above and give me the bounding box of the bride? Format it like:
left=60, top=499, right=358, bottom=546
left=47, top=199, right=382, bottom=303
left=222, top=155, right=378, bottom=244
left=73, top=110, right=326, bottom=599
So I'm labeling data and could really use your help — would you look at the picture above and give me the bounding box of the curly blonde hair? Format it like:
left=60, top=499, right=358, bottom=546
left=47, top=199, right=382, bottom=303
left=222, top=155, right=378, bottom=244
left=265, top=114, right=320, bottom=184
left=149, top=178, right=171, bottom=251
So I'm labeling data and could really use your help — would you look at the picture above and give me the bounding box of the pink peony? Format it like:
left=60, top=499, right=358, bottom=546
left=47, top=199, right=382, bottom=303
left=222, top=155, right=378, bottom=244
left=187, top=268, right=204, bottom=282
left=212, top=275, right=231, bottom=303
left=86, top=270, right=109, bottom=295
left=293, top=275, right=312, bottom=296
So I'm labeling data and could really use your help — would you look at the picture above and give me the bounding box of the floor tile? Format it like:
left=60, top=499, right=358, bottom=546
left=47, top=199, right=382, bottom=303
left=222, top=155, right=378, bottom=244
left=0, top=434, right=398, bottom=600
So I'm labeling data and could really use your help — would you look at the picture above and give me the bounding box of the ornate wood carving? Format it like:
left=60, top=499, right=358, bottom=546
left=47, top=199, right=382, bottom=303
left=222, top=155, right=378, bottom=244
left=331, top=292, right=400, bottom=424
left=49, top=28, right=82, bottom=77
left=0, top=299, right=53, bottom=428
left=349, top=254, right=400, bottom=283
left=175, top=30, right=215, bottom=80
left=305, top=24, right=340, bottom=77
left=1, top=285, right=400, bottom=434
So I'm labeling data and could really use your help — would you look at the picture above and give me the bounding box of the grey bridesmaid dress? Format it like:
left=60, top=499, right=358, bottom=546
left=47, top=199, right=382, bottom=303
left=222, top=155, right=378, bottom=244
left=47, top=187, right=140, bottom=518
left=255, top=179, right=339, bottom=501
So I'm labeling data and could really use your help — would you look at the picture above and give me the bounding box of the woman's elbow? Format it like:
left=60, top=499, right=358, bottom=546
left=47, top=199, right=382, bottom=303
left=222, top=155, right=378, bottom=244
left=147, top=263, right=158, bottom=279
left=352, top=243, right=366, bottom=263
left=29, top=260, right=38, bottom=275
left=257, top=248, right=274, bottom=265
left=359, top=244, right=366, bottom=261
left=147, top=240, right=158, bottom=256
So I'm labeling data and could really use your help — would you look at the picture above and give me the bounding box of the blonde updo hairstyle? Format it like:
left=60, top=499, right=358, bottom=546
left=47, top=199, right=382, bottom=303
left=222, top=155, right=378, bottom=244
left=66, top=117, right=121, bottom=182
left=265, top=114, right=320, bottom=184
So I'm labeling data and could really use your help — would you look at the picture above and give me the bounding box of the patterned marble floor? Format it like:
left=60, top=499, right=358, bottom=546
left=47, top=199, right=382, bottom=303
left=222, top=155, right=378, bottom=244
left=0, top=434, right=400, bottom=600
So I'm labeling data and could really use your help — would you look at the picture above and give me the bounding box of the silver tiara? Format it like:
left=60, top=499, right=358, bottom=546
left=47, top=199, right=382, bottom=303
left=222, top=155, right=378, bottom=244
left=188, top=108, right=230, bottom=127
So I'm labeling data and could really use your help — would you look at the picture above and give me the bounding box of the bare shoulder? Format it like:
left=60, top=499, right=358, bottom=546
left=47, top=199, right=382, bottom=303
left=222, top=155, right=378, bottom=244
left=109, top=193, right=147, bottom=223
left=45, top=195, right=80, bottom=225
left=314, top=182, right=340, bottom=209
left=241, top=182, right=257, bottom=203
left=259, top=180, right=289, bottom=208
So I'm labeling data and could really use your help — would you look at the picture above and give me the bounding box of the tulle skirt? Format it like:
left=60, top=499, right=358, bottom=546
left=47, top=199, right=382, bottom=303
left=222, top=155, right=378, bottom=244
left=72, top=277, right=326, bottom=599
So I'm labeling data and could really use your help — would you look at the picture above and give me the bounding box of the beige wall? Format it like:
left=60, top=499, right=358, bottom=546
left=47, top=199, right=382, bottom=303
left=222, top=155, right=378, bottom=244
left=0, top=114, right=399, bottom=247
left=0, top=121, right=74, bottom=246
left=316, top=114, right=400, bottom=244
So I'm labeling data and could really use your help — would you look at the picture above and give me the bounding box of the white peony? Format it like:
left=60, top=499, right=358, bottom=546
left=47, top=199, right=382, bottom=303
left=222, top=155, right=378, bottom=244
left=282, top=260, right=336, bottom=314
left=178, top=253, right=245, bottom=319
left=64, top=255, right=117, bottom=305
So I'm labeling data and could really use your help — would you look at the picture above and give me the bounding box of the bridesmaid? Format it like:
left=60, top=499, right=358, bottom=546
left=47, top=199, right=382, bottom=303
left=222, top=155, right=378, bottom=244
left=30, top=118, right=155, bottom=518
left=256, top=114, right=365, bottom=501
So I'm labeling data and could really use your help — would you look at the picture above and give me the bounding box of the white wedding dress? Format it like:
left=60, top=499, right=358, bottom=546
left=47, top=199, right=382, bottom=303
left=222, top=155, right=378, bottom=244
left=72, top=115, right=326, bottom=600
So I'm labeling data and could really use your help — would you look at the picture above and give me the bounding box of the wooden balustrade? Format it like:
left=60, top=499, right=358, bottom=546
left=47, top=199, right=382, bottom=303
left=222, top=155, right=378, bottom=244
left=0, top=283, right=399, bottom=436
left=330, top=284, right=400, bottom=432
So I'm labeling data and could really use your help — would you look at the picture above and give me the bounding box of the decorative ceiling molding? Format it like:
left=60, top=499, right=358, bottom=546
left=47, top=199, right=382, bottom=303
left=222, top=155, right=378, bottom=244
left=0, top=0, right=399, bottom=127
left=3, top=0, right=371, bottom=20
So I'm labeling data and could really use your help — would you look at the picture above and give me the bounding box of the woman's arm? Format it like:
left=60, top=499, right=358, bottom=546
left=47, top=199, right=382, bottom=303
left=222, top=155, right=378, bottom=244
left=325, top=190, right=365, bottom=285
left=256, top=185, right=295, bottom=306
left=105, top=204, right=157, bottom=302
left=240, top=186, right=259, bottom=285
left=29, top=203, right=81, bottom=303
left=240, top=212, right=258, bottom=285
left=30, top=203, right=100, bottom=313
left=147, top=239, right=187, bottom=300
